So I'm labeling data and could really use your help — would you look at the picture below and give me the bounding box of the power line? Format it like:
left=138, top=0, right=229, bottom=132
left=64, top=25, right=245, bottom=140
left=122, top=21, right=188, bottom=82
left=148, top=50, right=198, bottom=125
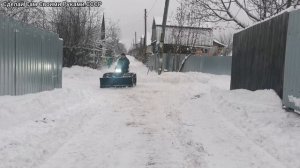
left=127, top=0, right=159, bottom=49
left=126, top=0, right=158, bottom=31
left=148, top=0, right=159, bottom=14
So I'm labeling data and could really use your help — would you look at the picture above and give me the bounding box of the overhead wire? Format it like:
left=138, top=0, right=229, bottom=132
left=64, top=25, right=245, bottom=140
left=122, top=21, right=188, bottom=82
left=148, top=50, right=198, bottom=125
left=127, top=0, right=160, bottom=47
left=148, top=0, right=159, bottom=15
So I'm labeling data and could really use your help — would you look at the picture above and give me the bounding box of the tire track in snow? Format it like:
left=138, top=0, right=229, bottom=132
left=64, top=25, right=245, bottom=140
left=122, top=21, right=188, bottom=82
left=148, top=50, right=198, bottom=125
left=0, top=90, right=114, bottom=168
left=120, top=81, right=209, bottom=168
left=2, top=57, right=296, bottom=168
left=37, top=91, right=150, bottom=168
left=210, top=88, right=296, bottom=168
left=179, top=87, right=287, bottom=168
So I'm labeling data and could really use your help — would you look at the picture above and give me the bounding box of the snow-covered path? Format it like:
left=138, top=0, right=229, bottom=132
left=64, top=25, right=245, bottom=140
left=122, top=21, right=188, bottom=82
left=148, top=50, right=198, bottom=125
left=0, top=56, right=300, bottom=168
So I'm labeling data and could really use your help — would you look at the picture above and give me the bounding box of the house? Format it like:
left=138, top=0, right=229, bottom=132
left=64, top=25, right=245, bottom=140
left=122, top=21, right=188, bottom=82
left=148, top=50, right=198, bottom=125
left=211, top=39, right=226, bottom=56
left=151, top=19, right=225, bottom=56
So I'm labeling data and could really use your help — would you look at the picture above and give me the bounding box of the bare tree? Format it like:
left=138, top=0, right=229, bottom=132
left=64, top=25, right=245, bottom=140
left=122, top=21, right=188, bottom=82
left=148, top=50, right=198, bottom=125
left=50, top=7, right=103, bottom=68
left=105, top=20, right=126, bottom=55
left=0, top=0, right=46, bottom=28
left=1, top=1, right=126, bottom=69
left=169, top=2, right=209, bottom=52
left=216, top=32, right=233, bottom=56
left=180, top=0, right=300, bottom=28
left=166, top=2, right=213, bottom=56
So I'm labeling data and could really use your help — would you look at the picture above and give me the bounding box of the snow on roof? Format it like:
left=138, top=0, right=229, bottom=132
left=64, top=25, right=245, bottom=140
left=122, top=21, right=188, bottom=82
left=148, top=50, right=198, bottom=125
left=213, top=39, right=226, bottom=47
left=153, top=17, right=212, bottom=29
left=156, top=24, right=212, bottom=30
left=153, top=25, right=213, bottom=46
left=152, top=17, right=214, bottom=46
left=288, top=95, right=300, bottom=108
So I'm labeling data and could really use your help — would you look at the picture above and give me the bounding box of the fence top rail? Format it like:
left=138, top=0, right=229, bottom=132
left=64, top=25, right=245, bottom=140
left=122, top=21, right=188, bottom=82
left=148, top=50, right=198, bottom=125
left=234, top=11, right=291, bottom=35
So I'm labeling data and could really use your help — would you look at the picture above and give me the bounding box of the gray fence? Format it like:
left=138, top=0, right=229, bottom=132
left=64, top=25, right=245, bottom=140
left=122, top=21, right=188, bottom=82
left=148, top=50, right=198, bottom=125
left=283, top=10, right=300, bottom=112
left=0, top=15, right=63, bottom=96
left=231, top=9, right=300, bottom=112
left=181, top=56, right=231, bottom=75
left=147, top=53, right=232, bottom=75
left=231, top=12, right=289, bottom=98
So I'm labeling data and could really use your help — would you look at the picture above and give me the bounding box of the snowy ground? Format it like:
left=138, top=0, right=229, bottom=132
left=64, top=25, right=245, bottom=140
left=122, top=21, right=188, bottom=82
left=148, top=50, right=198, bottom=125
left=0, top=56, right=300, bottom=168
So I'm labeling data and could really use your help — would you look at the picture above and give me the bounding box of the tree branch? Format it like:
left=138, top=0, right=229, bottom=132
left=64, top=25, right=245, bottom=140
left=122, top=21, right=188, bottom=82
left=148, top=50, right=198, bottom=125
left=234, top=0, right=261, bottom=21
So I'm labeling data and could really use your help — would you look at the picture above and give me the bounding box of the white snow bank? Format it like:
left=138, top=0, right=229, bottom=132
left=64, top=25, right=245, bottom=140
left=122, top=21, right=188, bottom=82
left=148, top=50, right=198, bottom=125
left=0, top=55, right=299, bottom=168
left=289, top=95, right=300, bottom=108
left=212, top=89, right=300, bottom=168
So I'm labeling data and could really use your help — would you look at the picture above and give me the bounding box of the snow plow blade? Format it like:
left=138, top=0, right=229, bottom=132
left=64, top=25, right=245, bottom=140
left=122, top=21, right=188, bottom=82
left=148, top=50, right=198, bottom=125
left=100, top=73, right=137, bottom=88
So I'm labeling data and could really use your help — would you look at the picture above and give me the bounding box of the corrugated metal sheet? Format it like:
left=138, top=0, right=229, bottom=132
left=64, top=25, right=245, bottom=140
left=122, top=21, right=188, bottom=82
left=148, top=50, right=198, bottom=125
left=147, top=53, right=231, bottom=75
left=283, top=9, right=300, bottom=111
left=57, top=39, right=63, bottom=88
left=181, top=56, right=232, bottom=75
left=0, top=15, right=16, bottom=95
left=0, top=15, right=63, bottom=96
left=231, top=12, right=289, bottom=98
left=0, top=16, right=3, bottom=94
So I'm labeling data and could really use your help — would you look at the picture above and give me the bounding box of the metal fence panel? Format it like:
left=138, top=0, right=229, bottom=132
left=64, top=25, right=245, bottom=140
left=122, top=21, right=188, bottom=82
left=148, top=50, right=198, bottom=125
left=24, top=26, right=30, bottom=94
left=181, top=56, right=232, bottom=75
left=231, top=12, right=289, bottom=98
left=283, top=10, right=300, bottom=111
left=181, top=56, right=201, bottom=72
left=147, top=53, right=232, bottom=75
left=32, top=29, right=42, bottom=93
left=42, top=33, right=50, bottom=91
left=15, top=23, right=43, bottom=95
left=41, top=34, right=47, bottom=91
left=15, top=22, right=23, bottom=95
left=201, top=56, right=232, bottom=75
left=57, top=39, right=63, bottom=88
left=0, top=15, right=5, bottom=95
left=0, top=16, right=16, bottom=95
left=50, top=34, right=58, bottom=90
left=0, top=15, right=63, bottom=96
left=162, top=54, right=186, bottom=72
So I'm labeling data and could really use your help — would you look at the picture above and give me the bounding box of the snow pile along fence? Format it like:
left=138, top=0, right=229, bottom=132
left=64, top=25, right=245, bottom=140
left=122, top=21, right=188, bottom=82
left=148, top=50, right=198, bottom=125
left=0, top=15, right=63, bottom=96
left=231, top=9, right=300, bottom=112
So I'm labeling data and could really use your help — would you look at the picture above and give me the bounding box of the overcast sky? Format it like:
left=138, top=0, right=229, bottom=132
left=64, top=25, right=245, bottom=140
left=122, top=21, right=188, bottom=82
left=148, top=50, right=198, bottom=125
left=42, top=0, right=235, bottom=49
left=101, top=0, right=180, bottom=49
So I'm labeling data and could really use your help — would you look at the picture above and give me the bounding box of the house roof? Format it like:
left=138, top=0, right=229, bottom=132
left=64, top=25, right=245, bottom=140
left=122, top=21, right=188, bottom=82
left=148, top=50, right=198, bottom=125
left=152, top=22, right=213, bottom=47
left=153, top=17, right=212, bottom=28
left=156, top=24, right=212, bottom=31
left=213, top=39, right=226, bottom=47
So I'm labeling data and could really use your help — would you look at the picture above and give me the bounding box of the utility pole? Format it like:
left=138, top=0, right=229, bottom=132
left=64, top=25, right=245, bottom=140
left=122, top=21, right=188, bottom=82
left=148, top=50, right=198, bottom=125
left=101, top=14, right=106, bottom=66
left=144, top=9, right=147, bottom=63
left=132, top=39, right=134, bottom=49
left=135, top=32, right=137, bottom=48
left=144, top=9, right=147, bottom=48
left=158, top=0, right=170, bottom=75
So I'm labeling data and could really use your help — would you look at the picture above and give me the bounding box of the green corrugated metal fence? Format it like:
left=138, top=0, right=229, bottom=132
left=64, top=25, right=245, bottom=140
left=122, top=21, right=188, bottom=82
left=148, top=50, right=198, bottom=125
left=0, top=15, right=63, bottom=96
